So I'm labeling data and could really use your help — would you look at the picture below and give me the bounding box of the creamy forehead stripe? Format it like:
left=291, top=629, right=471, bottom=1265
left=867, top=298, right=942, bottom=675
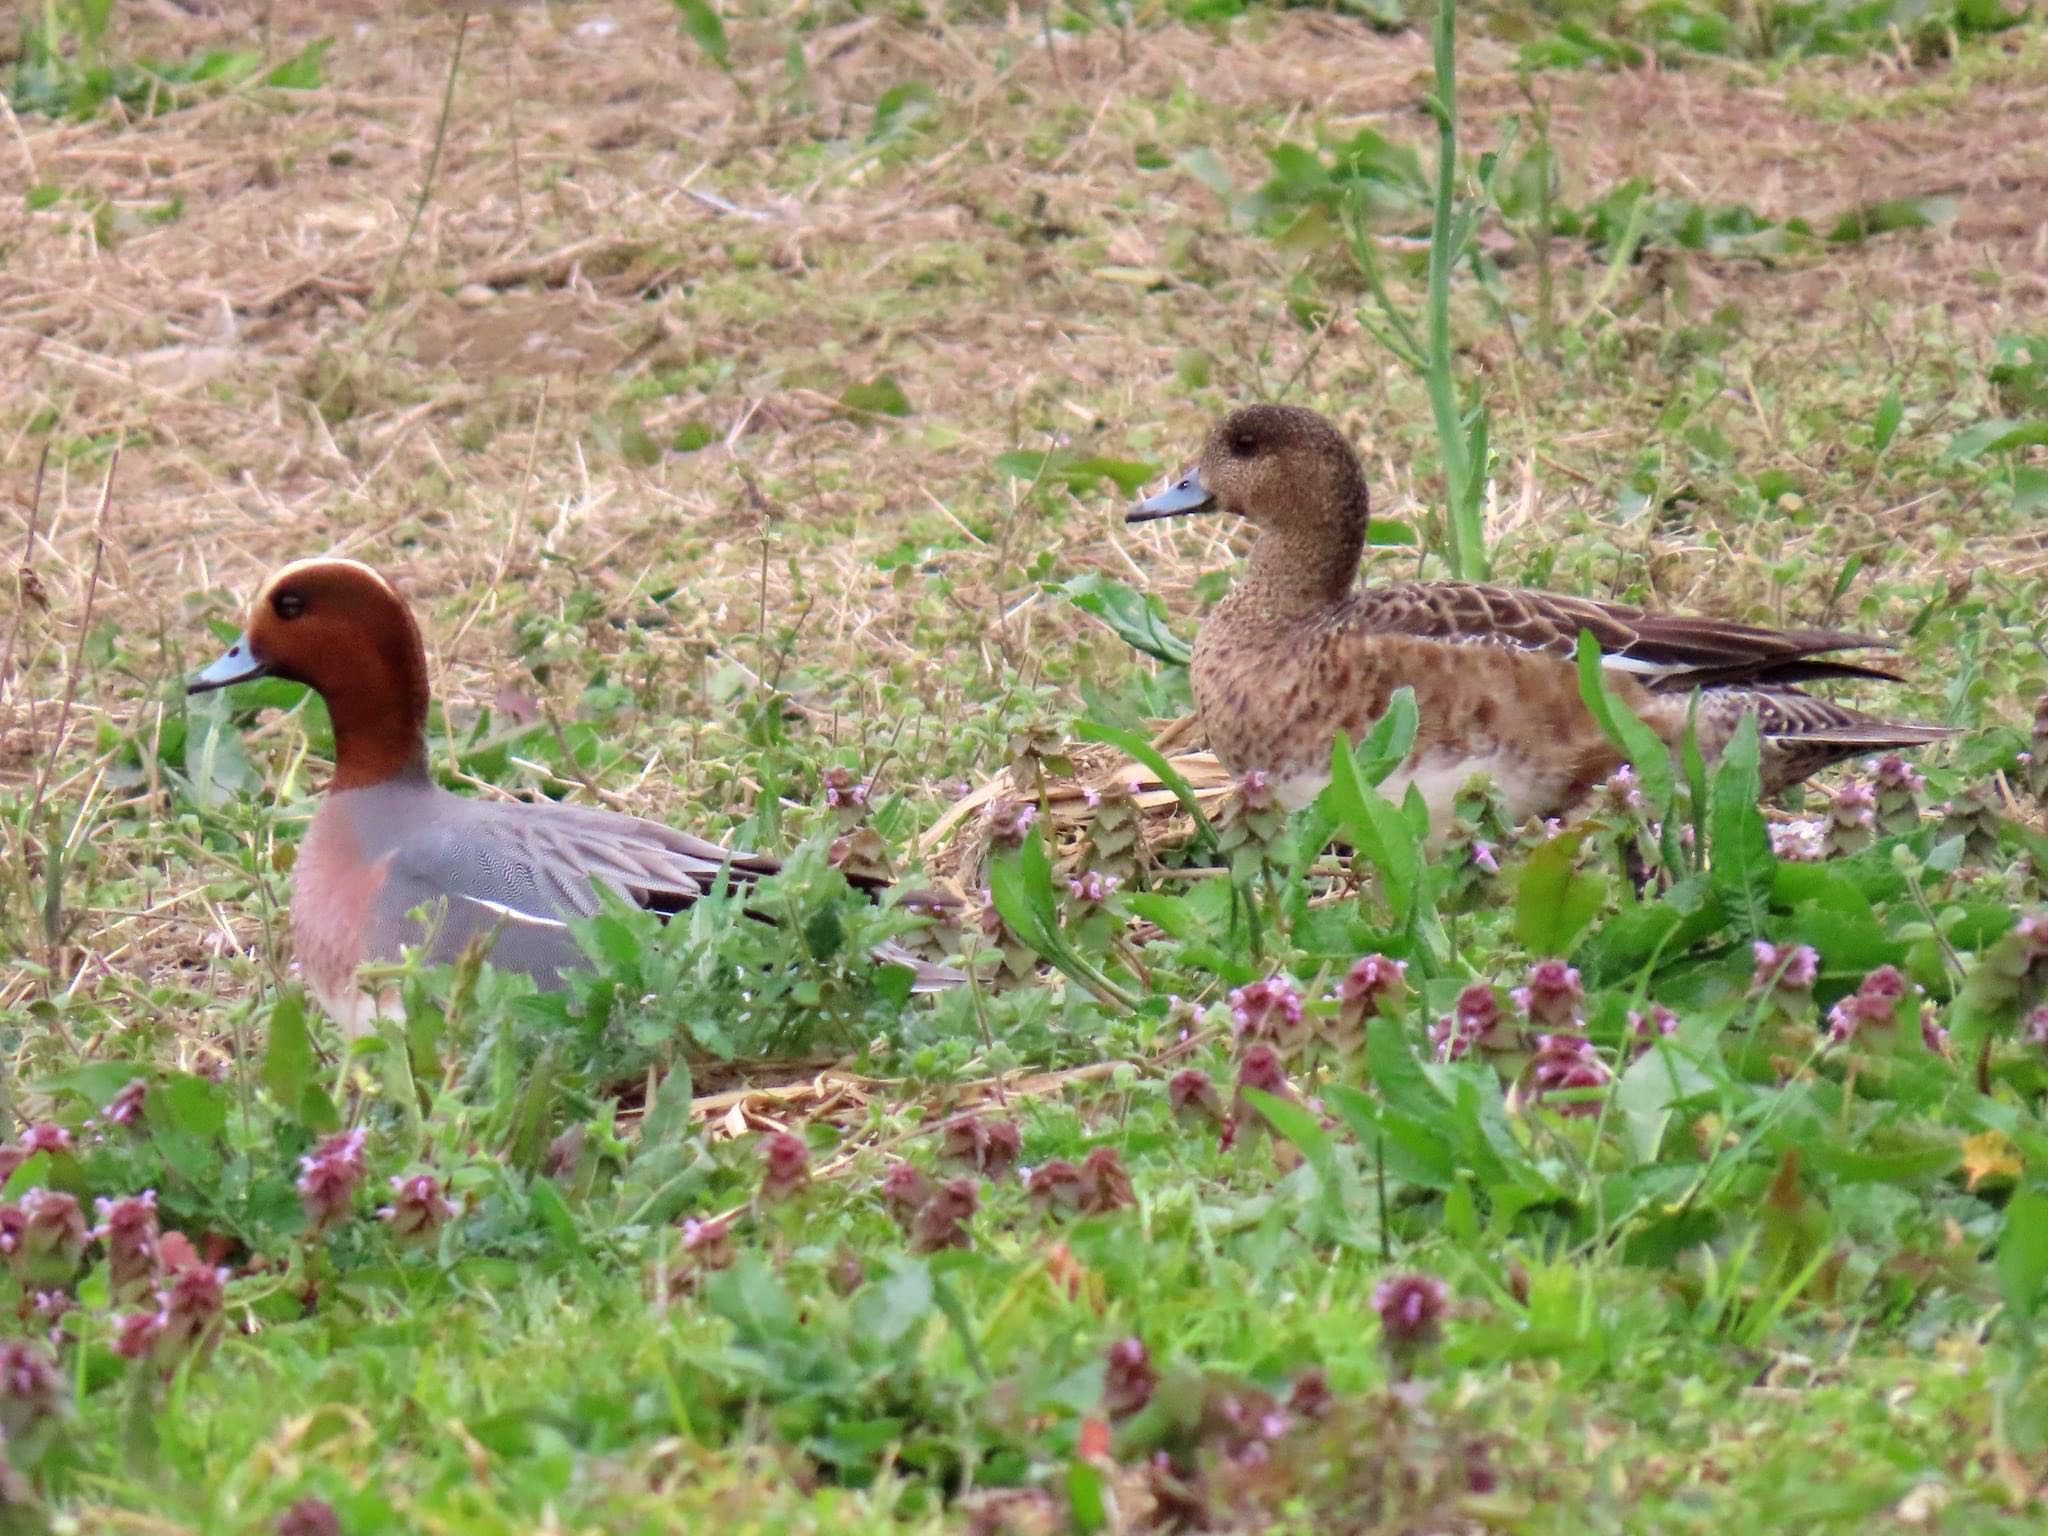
left=259, top=557, right=398, bottom=601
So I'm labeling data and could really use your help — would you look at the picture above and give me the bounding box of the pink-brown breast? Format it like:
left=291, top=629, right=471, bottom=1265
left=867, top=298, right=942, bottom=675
left=289, top=799, right=394, bottom=1013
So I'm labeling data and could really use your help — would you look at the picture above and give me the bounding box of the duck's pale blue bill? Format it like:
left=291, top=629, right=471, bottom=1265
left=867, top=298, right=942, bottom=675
left=1126, top=466, right=1217, bottom=523
left=187, top=633, right=270, bottom=695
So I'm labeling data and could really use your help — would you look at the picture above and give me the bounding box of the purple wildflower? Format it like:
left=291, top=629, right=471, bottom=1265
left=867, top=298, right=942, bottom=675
left=1103, top=1336, right=1157, bottom=1417
left=1229, top=975, right=1306, bottom=1050
left=377, top=1174, right=458, bottom=1242
left=93, top=1191, right=161, bottom=1303
left=1512, top=960, right=1584, bottom=1029
left=296, top=1129, right=368, bottom=1235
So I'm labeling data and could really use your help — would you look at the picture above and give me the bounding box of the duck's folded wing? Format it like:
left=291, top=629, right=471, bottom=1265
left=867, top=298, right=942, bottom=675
left=1359, top=582, right=1905, bottom=691
left=370, top=800, right=777, bottom=977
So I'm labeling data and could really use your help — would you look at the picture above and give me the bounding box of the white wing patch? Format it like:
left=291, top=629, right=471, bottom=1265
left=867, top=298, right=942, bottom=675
left=452, top=893, right=573, bottom=931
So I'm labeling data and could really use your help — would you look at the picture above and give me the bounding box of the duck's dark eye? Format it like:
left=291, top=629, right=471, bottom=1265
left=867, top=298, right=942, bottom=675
left=1225, top=428, right=1260, bottom=458
left=273, top=590, right=306, bottom=621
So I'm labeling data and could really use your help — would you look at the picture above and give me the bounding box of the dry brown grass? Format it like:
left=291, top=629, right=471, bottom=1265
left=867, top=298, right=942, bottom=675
left=3, top=1, right=2045, bottom=1021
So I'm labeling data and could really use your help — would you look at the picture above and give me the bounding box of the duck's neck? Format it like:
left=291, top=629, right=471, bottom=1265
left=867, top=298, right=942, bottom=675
left=1229, top=519, right=1366, bottom=624
left=323, top=645, right=431, bottom=793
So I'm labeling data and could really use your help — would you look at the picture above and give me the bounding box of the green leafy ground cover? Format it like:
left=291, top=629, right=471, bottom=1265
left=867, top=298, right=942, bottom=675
left=4, top=0, right=2048, bottom=1530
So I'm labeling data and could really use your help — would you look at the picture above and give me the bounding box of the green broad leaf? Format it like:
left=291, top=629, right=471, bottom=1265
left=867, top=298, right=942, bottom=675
left=671, top=0, right=730, bottom=67
left=1997, top=1189, right=2048, bottom=1331
left=1360, top=1019, right=1454, bottom=1137
left=704, top=1253, right=799, bottom=1343
left=1574, top=631, right=1679, bottom=864
left=527, top=1178, right=589, bottom=1266
left=1319, top=692, right=1423, bottom=923
left=1947, top=418, right=2048, bottom=461
left=263, top=989, right=314, bottom=1119
left=1175, top=146, right=1235, bottom=200
left=1796, top=1141, right=1959, bottom=1186
left=1615, top=1043, right=1714, bottom=1166
left=1067, top=1459, right=1110, bottom=1533
left=1826, top=195, right=1957, bottom=244
left=29, top=1060, right=150, bottom=1107
left=150, top=1072, right=228, bottom=1140
left=1513, top=827, right=1608, bottom=957
left=1061, top=575, right=1193, bottom=666
left=929, top=1267, right=991, bottom=1381
left=838, top=375, right=913, bottom=418
left=1073, top=720, right=1215, bottom=848
left=1707, top=714, right=1772, bottom=940
left=640, top=1061, right=695, bottom=1151
left=261, top=36, right=330, bottom=89
left=1243, top=1087, right=1348, bottom=1227
left=1871, top=386, right=1903, bottom=452
left=1350, top=685, right=1419, bottom=785
left=851, top=1258, right=934, bottom=1349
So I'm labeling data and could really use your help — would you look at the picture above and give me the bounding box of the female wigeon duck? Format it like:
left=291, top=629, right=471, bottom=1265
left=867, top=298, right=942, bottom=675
left=189, top=557, right=957, bottom=1031
left=1128, top=404, right=1955, bottom=833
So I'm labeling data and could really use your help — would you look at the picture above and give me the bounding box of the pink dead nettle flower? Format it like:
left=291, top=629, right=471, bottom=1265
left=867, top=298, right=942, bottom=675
left=880, top=1161, right=933, bottom=1225
left=1167, top=1068, right=1224, bottom=1127
left=19, top=1124, right=71, bottom=1157
left=1920, top=1004, right=1950, bottom=1055
left=117, top=1264, right=230, bottom=1369
left=1825, top=965, right=1911, bottom=1045
left=910, top=1177, right=979, bottom=1254
left=1078, top=1147, right=1135, bottom=1215
left=378, top=1174, right=458, bottom=1243
left=1769, top=819, right=1825, bottom=862
left=110, top=1309, right=166, bottom=1362
left=157, top=1263, right=228, bottom=1362
left=986, top=798, right=1038, bottom=847
left=1237, top=770, right=1276, bottom=812
left=1287, top=1367, right=1333, bottom=1421
left=93, top=1191, right=161, bottom=1302
left=975, top=887, right=1007, bottom=941
left=1471, top=841, right=1499, bottom=875
left=821, top=766, right=870, bottom=811
left=2028, top=1006, right=2048, bottom=1047
left=1066, top=870, right=1123, bottom=906
left=1229, top=975, right=1306, bottom=1048
left=276, top=1497, right=343, bottom=1536
left=680, top=1216, right=735, bottom=1271
left=296, top=1129, right=369, bottom=1235
left=1513, top=960, right=1584, bottom=1030
left=1372, top=1272, right=1450, bottom=1376
left=757, top=1133, right=812, bottom=1203
left=1234, top=1044, right=1291, bottom=1101
left=1629, top=1004, right=1680, bottom=1049
left=17, top=1188, right=89, bottom=1280
left=102, top=1078, right=148, bottom=1127
left=1103, top=1336, right=1157, bottom=1417
left=1527, top=1035, right=1611, bottom=1116
left=1870, top=755, right=1927, bottom=834
left=1225, top=1046, right=1293, bottom=1151
left=0, top=1338, right=68, bottom=1441
left=1600, top=765, right=1645, bottom=814
left=1430, top=983, right=1506, bottom=1063
left=1338, top=955, right=1408, bottom=1021
left=1830, top=780, right=1876, bottom=830
left=1026, top=1158, right=1086, bottom=1215
left=943, top=1117, right=1022, bottom=1181
left=1750, top=941, right=1819, bottom=1000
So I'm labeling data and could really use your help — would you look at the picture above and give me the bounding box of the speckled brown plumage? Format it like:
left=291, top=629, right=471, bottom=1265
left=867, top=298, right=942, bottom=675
left=1128, top=404, right=1956, bottom=835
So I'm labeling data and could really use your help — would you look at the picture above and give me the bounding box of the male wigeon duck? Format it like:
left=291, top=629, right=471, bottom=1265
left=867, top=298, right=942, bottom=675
left=189, top=557, right=958, bottom=1031
left=1128, top=404, right=1955, bottom=833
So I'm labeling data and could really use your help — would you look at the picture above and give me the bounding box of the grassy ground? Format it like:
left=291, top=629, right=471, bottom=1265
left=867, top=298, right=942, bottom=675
left=5, top=0, right=2048, bottom=1530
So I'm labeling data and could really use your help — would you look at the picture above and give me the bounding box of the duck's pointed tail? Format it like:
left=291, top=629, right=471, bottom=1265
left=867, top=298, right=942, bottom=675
left=1710, top=689, right=1959, bottom=794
